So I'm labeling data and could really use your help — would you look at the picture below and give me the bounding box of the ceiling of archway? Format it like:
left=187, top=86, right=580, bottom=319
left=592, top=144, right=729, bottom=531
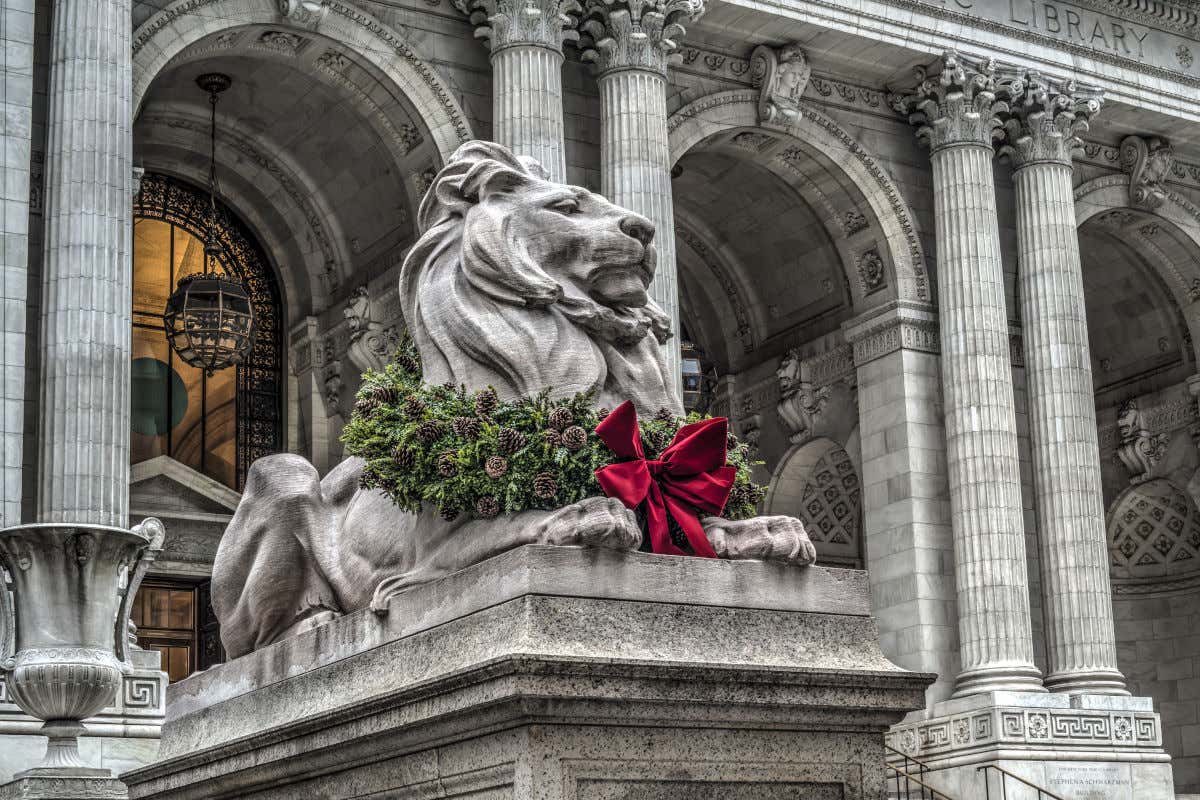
left=1079, top=211, right=1193, bottom=398
left=136, top=29, right=431, bottom=317
left=672, top=147, right=847, bottom=372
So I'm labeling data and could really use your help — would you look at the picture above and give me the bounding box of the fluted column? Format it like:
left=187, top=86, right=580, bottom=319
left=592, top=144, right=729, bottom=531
left=36, top=0, right=133, bottom=527
left=455, top=0, right=579, bottom=182
left=997, top=73, right=1125, bottom=695
left=893, top=52, right=1044, bottom=697
left=582, top=0, right=704, bottom=403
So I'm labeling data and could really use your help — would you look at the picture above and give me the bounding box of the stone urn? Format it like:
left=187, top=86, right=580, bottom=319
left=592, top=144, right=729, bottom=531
left=0, top=519, right=164, bottom=777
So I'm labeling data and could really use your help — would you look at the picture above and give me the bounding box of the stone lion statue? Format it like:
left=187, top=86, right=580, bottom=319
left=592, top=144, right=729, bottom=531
left=212, top=142, right=816, bottom=660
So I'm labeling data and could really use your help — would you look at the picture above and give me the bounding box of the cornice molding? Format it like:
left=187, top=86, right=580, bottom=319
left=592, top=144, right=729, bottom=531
left=842, top=300, right=940, bottom=365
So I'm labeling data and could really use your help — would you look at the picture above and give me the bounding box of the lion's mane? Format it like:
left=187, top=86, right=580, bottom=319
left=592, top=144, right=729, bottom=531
left=399, top=141, right=679, bottom=413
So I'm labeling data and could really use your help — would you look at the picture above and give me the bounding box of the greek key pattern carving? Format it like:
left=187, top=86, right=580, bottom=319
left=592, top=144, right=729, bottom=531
left=123, top=676, right=162, bottom=709
left=0, top=670, right=165, bottom=722
left=887, top=708, right=1161, bottom=757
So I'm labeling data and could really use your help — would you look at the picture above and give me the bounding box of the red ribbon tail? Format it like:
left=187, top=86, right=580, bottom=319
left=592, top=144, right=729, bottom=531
left=644, top=484, right=686, bottom=556
left=665, top=495, right=718, bottom=559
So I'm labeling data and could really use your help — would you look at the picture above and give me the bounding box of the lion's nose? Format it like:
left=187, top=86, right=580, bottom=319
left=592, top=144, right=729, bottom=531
left=619, top=215, right=655, bottom=247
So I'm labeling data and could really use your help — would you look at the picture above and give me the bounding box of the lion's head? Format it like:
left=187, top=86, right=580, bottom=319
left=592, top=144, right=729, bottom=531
left=400, top=141, right=680, bottom=413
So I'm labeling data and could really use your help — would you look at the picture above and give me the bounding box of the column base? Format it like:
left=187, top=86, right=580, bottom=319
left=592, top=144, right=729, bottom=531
left=0, top=771, right=128, bottom=799
left=1044, top=668, right=1130, bottom=696
left=887, top=692, right=1174, bottom=799
left=953, top=663, right=1048, bottom=697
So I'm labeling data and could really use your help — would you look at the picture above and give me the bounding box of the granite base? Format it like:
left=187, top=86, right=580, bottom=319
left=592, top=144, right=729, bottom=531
left=0, top=772, right=128, bottom=799
left=121, top=544, right=933, bottom=799
left=886, top=691, right=1175, bottom=799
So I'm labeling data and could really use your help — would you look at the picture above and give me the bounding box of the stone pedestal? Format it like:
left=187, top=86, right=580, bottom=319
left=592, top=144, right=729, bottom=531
left=122, top=545, right=932, bottom=799
left=887, top=692, right=1174, bottom=799
left=0, top=774, right=128, bottom=799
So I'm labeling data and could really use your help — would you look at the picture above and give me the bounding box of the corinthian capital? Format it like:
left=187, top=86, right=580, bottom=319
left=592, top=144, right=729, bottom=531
left=995, top=70, right=1103, bottom=168
left=580, top=0, right=705, bottom=76
left=889, top=51, right=1006, bottom=152
left=454, top=0, right=583, bottom=52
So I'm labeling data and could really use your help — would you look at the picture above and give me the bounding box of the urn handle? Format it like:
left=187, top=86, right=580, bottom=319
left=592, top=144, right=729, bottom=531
left=115, top=517, right=166, bottom=665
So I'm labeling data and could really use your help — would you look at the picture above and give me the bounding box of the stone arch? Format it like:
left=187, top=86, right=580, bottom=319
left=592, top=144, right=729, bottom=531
left=766, top=436, right=863, bottom=568
left=668, top=90, right=929, bottom=304
left=1075, top=175, right=1200, bottom=357
left=132, top=0, right=473, bottom=162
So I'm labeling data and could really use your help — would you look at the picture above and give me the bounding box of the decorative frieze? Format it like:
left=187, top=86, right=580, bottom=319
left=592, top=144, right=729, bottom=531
left=1120, top=135, right=1174, bottom=210
left=844, top=302, right=939, bottom=366
left=887, top=705, right=1162, bottom=759
left=995, top=71, right=1103, bottom=167
left=749, top=43, right=809, bottom=124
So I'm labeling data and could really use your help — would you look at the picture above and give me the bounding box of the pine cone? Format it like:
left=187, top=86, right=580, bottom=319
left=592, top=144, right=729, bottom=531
left=397, top=353, right=420, bottom=375
left=654, top=407, right=675, bottom=423
left=726, top=433, right=738, bottom=452
left=358, top=470, right=375, bottom=490
left=498, top=427, right=526, bottom=453
left=596, top=407, right=611, bottom=421
left=532, top=471, right=559, bottom=500
left=403, top=395, right=426, bottom=419
left=644, top=427, right=669, bottom=454
left=561, top=425, right=587, bottom=451
left=354, top=396, right=381, bottom=417
left=452, top=416, right=481, bottom=440
left=436, top=450, right=457, bottom=477
left=475, top=387, right=499, bottom=417
left=416, top=419, right=445, bottom=444
left=439, top=505, right=459, bottom=521
left=391, top=446, right=415, bottom=470
left=548, top=406, right=574, bottom=431
left=541, top=429, right=562, bottom=448
left=371, top=385, right=399, bottom=405
left=442, top=381, right=458, bottom=392
left=485, top=455, right=509, bottom=478
left=475, top=496, right=501, bottom=519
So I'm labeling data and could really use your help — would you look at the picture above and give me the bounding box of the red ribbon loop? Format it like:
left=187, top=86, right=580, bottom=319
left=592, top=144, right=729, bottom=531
left=594, top=401, right=736, bottom=558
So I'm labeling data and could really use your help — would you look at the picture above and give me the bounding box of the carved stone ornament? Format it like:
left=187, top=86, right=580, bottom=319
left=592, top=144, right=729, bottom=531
left=1115, top=398, right=1168, bottom=484
left=320, top=338, right=344, bottom=412
left=749, top=42, right=810, bottom=125
left=580, top=0, right=705, bottom=76
left=1120, top=135, right=1175, bottom=210
left=211, top=141, right=818, bottom=661
left=889, top=50, right=1006, bottom=152
left=278, top=0, right=329, bottom=29
left=453, top=0, right=582, bottom=52
left=343, top=285, right=398, bottom=374
left=776, top=350, right=830, bottom=444
left=995, top=71, right=1103, bottom=168
left=856, top=248, right=886, bottom=293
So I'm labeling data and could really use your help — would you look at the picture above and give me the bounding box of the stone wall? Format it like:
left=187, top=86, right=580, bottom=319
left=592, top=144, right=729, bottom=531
left=1114, top=586, right=1200, bottom=793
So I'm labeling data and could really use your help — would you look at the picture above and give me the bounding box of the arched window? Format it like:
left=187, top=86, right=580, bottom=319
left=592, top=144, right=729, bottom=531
left=130, top=173, right=282, bottom=490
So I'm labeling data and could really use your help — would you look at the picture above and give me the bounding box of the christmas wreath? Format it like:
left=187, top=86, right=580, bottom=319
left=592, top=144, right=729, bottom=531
left=341, top=339, right=767, bottom=525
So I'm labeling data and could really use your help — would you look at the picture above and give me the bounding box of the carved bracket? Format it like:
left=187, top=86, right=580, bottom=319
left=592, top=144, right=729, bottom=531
left=1121, top=135, right=1175, bottom=211
left=749, top=43, right=809, bottom=125
left=775, top=346, right=855, bottom=444
left=1115, top=398, right=1169, bottom=484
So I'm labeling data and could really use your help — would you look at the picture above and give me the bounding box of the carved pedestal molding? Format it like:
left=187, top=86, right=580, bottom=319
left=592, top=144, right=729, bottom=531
left=581, top=0, right=705, bottom=398
left=35, top=0, right=134, bottom=527
left=893, top=52, right=1044, bottom=697
left=1120, top=135, right=1174, bottom=211
left=453, top=0, right=581, bottom=181
left=997, top=73, right=1125, bottom=696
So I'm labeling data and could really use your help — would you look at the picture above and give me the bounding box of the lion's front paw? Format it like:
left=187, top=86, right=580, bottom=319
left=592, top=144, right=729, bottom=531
left=531, top=496, right=643, bottom=551
left=702, top=515, right=817, bottom=566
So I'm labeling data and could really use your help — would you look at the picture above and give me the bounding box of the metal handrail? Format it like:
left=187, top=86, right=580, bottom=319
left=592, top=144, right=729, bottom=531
left=977, top=764, right=1065, bottom=800
left=884, top=744, right=938, bottom=769
left=885, top=763, right=955, bottom=800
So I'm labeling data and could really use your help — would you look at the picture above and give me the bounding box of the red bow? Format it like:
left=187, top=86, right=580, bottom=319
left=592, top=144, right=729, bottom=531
left=594, top=401, right=736, bottom=558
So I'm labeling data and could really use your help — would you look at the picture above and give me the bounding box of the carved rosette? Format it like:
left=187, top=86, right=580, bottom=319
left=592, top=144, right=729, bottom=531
left=580, top=0, right=705, bottom=76
left=889, top=51, right=1006, bottom=152
left=1120, top=135, right=1175, bottom=210
left=995, top=71, right=1103, bottom=169
left=453, top=0, right=583, bottom=52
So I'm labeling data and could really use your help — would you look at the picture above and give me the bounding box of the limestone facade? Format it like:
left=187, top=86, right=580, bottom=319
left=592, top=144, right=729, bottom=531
left=3, top=0, right=1200, bottom=795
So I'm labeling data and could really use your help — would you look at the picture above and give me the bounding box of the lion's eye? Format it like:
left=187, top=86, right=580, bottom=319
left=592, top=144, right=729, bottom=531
left=548, top=200, right=579, bottom=215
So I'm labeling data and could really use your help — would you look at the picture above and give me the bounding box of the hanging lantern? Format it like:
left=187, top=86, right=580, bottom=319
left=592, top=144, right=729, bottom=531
left=164, top=73, right=255, bottom=375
